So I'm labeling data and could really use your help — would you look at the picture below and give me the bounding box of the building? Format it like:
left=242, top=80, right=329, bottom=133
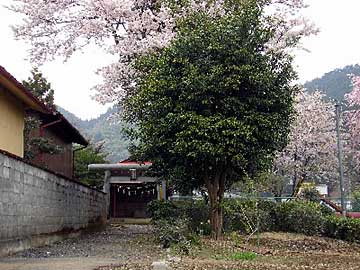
left=27, top=110, right=88, bottom=179
left=0, top=65, right=88, bottom=179
left=0, top=66, right=49, bottom=157
left=89, top=160, right=167, bottom=219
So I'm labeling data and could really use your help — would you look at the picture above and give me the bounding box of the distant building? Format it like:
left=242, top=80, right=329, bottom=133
left=88, top=159, right=167, bottom=219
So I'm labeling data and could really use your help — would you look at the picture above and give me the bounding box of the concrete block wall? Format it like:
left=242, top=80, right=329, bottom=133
left=0, top=152, right=107, bottom=255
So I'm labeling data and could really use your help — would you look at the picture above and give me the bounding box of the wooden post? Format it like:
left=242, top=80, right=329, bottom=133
left=162, top=180, right=166, bottom=201
left=112, top=185, right=117, bottom=218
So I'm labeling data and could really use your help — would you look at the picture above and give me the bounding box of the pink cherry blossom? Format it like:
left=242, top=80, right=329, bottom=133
left=345, top=76, right=360, bottom=172
left=275, top=90, right=338, bottom=188
left=8, top=0, right=318, bottom=104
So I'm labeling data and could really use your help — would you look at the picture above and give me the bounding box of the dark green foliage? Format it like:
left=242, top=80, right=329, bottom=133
left=148, top=200, right=210, bottom=233
left=298, top=185, right=321, bottom=203
left=73, top=143, right=108, bottom=189
left=127, top=0, right=297, bottom=237
left=23, top=67, right=55, bottom=110
left=304, top=64, right=360, bottom=101
left=147, top=200, right=181, bottom=221
left=325, top=215, right=360, bottom=242
left=128, top=3, right=297, bottom=179
left=184, top=200, right=211, bottom=234
left=319, top=204, right=335, bottom=217
left=22, top=69, right=62, bottom=161
left=351, top=190, right=360, bottom=211
left=275, top=201, right=326, bottom=235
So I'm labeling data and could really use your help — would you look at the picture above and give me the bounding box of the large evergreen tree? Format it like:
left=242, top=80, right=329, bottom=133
left=22, top=68, right=60, bottom=161
left=125, top=1, right=298, bottom=239
left=23, top=67, right=55, bottom=110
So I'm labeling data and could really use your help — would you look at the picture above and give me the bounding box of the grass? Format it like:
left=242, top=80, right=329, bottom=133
left=214, top=251, right=257, bottom=261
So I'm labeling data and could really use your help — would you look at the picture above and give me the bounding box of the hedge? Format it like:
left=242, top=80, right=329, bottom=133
left=325, top=215, right=360, bottom=242
left=148, top=199, right=360, bottom=243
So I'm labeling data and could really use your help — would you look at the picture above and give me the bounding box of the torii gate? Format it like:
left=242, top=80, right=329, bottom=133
left=88, top=161, right=166, bottom=219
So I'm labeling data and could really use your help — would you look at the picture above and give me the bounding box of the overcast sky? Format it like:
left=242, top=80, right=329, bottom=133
left=1, top=0, right=360, bottom=120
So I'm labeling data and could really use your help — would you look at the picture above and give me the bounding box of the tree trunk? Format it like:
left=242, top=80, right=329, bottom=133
left=205, top=169, right=226, bottom=240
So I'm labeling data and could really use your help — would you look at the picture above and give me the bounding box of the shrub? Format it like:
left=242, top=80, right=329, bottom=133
left=153, top=218, right=189, bottom=248
left=352, top=190, right=360, bottom=211
left=147, top=200, right=181, bottom=221
left=148, top=199, right=210, bottom=233
left=184, top=200, right=210, bottom=234
left=275, top=200, right=326, bottom=235
left=319, top=203, right=334, bottom=217
left=149, top=199, right=342, bottom=240
left=223, top=199, right=277, bottom=234
left=325, top=215, right=360, bottom=242
left=298, top=183, right=321, bottom=202
left=149, top=200, right=208, bottom=253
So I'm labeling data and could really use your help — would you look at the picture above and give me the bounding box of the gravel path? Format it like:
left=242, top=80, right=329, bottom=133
left=0, top=224, right=165, bottom=270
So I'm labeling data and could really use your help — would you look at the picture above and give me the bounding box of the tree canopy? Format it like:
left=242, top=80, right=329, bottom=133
left=125, top=1, right=298, bottom=238
left=74, top=143, right=108, bottom=189
left=22, top=68, right=61, bottom=161
left=23, top=67, right=55, bottom=110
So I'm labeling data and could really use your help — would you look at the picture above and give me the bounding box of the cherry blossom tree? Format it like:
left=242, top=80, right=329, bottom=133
left=274, top=90, right=338, bottom=196
left=8, top=0, right=317, bottom=104
left=345, top=76, right=360, bottom=177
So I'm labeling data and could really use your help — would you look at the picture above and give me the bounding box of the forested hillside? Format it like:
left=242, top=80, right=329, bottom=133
left=59, top=64, right=360, bottom=162
left=304, top=64, right=360, bottom=100
left=57, top=106, right=130, bottom=162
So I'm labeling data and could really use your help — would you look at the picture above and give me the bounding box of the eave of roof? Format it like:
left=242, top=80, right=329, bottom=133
left=0, top=66, right=52, bottom=114
left=56, top=112, right=89, bottom=146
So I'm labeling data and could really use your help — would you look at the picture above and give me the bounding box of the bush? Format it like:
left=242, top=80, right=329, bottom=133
left=149, top=200, right=208, bottom=253
left=319, top=203, right=334, bottom=217
left=150, top=199, right=359, bottom=242
left=153, top=218, right=189, bottom=248
left=352, top=190, right=360, bottom=211
left=147, top=200, right=181, bottom=221
left=148, top=200, right=210, bottom=233
left=275, top=200, right=326, bottom=235
left=298, top=183, right=321, bottom=202
left=183, top=200, right=210, bottom=234
left=223, top=199, right=277, bottom=234
left=325, top=215, right=360, bottom=242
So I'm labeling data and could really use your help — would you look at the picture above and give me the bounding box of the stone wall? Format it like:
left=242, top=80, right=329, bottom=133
left=0, top=151, right=107, bottom=256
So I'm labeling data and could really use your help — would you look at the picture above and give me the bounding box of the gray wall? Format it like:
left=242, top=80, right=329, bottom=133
left=0, top=152, right=107, bottom=255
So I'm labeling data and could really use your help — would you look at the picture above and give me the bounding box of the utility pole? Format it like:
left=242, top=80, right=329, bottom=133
left=335, top=102, right=346, bottom=217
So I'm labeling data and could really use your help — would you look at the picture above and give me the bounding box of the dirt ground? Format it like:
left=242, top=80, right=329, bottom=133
left=0, top=224, right=165, bottom=270
left=99, top=231, right=360, bottom=270
left=1, top=225, right=360, bottom=270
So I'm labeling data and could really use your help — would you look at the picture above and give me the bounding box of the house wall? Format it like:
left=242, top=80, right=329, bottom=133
left=0, top=88, right=24, bottom=158
left=0, top=151, right=107, bottom=257
left=31, top=127, right=74, bottom=179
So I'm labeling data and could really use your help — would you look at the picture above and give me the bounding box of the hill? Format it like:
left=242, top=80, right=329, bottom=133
left=57, top=106, right=130, bottom=163
left=304, top=64, right=360, bottom=101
